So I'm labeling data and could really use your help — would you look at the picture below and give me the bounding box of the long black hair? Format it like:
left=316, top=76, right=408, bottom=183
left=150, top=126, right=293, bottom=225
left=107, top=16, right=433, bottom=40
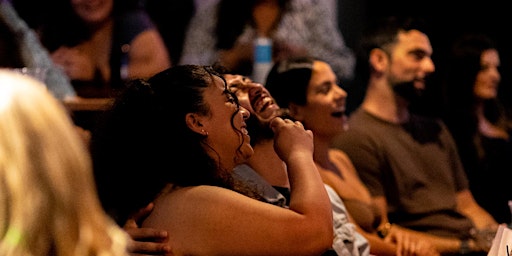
left=441, top=33, right=507, bottom=159
left=91, top=65, right=263, bottom=224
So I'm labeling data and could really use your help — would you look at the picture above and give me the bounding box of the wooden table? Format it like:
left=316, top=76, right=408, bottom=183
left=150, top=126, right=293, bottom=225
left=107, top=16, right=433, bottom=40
left=62, top=97, right=114, bottom=130
left=62, top=97, right=114, bottom=112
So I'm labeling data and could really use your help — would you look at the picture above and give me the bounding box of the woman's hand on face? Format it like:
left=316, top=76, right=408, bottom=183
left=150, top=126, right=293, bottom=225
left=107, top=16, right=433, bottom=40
left=270, top=117, right=314, bottom=162
left=124, top=203, right=172, bottom=256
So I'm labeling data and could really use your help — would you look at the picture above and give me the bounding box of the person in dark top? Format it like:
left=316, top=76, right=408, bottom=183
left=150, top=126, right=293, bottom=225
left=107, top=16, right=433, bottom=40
left=331, top=16, right=499, bottom=255
left=179, top=0, right=355, bottom=84
left=90, top=65, right=333, bottom=255
left=441, top=33, right=512, bottom=225
left=36, top=0, right=170, bottom=98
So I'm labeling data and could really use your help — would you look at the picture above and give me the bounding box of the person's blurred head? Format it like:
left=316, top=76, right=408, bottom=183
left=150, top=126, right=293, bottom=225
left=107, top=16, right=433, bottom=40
left=448, top=33, right=501, bottom=102
left=265, top=56, right=348, bottom=136
left=91, top=65, right=257, bottom=224
left=0, top=69, right=129, bottom=256
left=359, top=16, right=435, bottom=103
left=442, top=33, right=505, bottom=127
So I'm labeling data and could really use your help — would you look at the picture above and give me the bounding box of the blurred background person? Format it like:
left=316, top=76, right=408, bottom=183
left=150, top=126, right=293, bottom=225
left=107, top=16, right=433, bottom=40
left=35, top=0, right=171, bottom=98
left=0, top=0, right=76, bottom=100
left=90, top=65, right=334, bottom=255
left=0, top=69, right=129, bottom=256
left=179, top=0, right=355, bottom=85
left=332, top=16, right=498, bottom=255
left=121, top=68, right=370, bottom=256
left=440, top=33, right=512, bottom=225
left=266, top=56, right=439, bottom=256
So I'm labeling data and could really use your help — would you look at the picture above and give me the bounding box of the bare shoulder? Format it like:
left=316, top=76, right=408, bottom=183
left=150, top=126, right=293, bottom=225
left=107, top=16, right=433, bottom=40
left=155, top=185, right=250, bottom=212
left=144, top=185, right=263, bottom=228
left=141, top=185, right=286, bottom=255
left=328, top=148, right=354, bottom=168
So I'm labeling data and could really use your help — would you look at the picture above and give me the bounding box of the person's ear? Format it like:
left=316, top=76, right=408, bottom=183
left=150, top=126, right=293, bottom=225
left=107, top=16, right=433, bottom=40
left=369, top=48, right=389, bottom=73
left=288, top=103, right=304, bottom=121
left=185, top=113, right=209, bottom=136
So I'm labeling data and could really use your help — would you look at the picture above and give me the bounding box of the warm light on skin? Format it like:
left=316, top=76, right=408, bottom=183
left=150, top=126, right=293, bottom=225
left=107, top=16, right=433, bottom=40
left=296, top=61, right=348, bottom=135
left=202, top=75, right=253, bottom=169
left=388, top=30, right=435, bottom=91
left=224, top=74, right=280, bottom=121
left=474, top=49, right=501, bottom=100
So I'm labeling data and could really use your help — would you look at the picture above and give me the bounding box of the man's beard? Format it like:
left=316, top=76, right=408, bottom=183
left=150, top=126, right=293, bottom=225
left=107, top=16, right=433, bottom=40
left=392, top=81, right=424, bottom=103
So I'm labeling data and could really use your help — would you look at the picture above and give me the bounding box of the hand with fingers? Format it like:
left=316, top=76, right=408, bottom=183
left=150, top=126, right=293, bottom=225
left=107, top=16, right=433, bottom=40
left=124, top=203, right=172, bottom=256
left=270, top=117, right=314, bottom=163
left=385, top=225, right=440, bottom=256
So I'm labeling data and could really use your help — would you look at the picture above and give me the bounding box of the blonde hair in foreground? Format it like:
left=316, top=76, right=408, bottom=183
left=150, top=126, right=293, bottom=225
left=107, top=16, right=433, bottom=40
left=0, top=70, right=129, bottom=256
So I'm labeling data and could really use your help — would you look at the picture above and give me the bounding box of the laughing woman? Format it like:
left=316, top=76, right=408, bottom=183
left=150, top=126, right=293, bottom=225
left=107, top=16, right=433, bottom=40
left=91, top=65, right=333, bottom=256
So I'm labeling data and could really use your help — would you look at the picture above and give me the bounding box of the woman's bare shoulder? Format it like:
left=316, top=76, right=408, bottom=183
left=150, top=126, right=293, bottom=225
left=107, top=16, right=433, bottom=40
left=328, top=148, right=353, bottom=165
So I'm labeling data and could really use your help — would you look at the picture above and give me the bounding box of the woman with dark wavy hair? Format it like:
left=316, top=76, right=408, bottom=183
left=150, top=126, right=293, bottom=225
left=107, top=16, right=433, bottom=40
left=91, top=65, right=333, bottom=255
left=441, top=33, right=512, bottom=224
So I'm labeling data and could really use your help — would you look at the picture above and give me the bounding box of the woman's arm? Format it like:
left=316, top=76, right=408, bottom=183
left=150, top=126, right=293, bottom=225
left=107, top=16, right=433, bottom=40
left=143, top=118, right=333, bottom=256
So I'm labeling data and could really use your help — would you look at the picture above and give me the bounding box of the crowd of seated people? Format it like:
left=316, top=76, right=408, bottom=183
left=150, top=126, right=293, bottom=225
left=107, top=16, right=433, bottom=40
left=178, top=0, right=356, bottom=85
left=332, top=16, right=499, bottom=256
left=90, top=65, right=335, bottom=255
left=264, top=56, right=439, bottom=255
left=2, top=0, right=511, bottom=255
left=108, top=64, right=371, bottom=256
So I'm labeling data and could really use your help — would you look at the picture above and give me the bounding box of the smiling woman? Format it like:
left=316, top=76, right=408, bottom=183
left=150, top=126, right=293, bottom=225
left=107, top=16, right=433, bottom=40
left=91, top=64, right=333, bottom=256
left=441, top=33, right=512, bottom=225
left=265, top=56, right=440, bottom=256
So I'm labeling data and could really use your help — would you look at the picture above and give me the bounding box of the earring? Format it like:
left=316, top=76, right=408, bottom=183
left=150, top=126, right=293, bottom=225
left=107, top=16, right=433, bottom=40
left=201, top=129, right=209, bottom=136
